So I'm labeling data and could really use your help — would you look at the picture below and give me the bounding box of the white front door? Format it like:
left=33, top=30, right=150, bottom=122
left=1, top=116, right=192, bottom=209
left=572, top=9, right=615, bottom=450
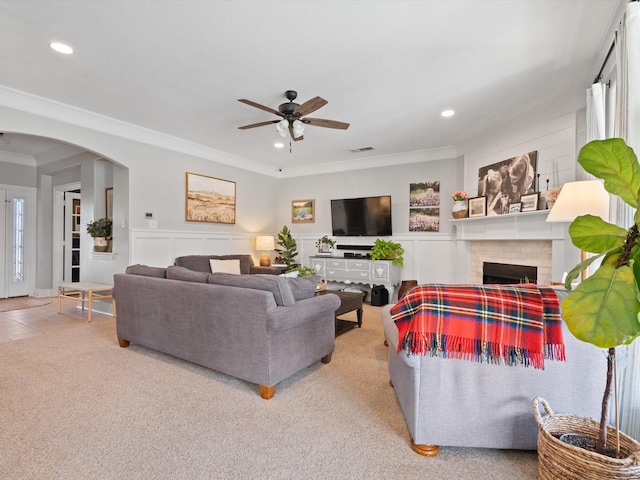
left=1, top=187, right=35, bottom=298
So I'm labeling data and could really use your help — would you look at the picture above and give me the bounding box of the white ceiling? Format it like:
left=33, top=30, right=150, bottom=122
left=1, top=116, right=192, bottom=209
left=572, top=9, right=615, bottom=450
left=0, top=0, right=625, bottom=174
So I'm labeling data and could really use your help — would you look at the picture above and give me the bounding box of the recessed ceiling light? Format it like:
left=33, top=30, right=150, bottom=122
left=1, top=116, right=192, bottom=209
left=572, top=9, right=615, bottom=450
left=50, top=42, right=74, bottom=55
left=441, top=109, right=455, bottom=118
left=274, top=142, right=284, bottom=149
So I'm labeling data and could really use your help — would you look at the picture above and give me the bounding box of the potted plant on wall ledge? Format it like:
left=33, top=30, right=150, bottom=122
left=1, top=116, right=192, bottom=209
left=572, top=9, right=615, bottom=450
left=534, top=138, right=640, bottom=479
left=86, top=218, right=112, bottom=252
left=369, top=239, right=404, bottom=268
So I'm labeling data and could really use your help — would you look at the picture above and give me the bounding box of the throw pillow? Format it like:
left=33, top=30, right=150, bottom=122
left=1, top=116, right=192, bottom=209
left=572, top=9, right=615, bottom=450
left=287, top=275, right=321, bottom=301
left=166, top=266, right=209, bottom=283
left=208, top=273, right=296, bottom=307
left=209, top=259, right=241, bottom=275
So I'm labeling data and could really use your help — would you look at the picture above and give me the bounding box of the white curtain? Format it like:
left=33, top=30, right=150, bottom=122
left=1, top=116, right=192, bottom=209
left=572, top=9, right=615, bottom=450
left=586, top=82, right=607, bottom=145
left=617, top=1, right=640, bottom=442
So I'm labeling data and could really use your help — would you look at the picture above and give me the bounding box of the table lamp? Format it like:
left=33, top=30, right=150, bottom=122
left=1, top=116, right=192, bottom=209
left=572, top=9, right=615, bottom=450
left=546, top=180, right=610, bottom=280
left=255, top=235, right=275, bottom=267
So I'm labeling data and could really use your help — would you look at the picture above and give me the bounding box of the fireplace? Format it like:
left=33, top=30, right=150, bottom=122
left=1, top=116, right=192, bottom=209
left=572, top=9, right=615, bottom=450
left=483, top=262, right=538, bottom=284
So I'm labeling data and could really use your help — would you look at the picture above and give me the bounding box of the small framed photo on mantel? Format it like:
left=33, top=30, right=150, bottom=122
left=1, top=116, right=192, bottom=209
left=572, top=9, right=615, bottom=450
left=520, top=192, right=540, bottom=212
left=468, top=196, right=487, bottom=218
left=508, top=202, right=522, bottom=214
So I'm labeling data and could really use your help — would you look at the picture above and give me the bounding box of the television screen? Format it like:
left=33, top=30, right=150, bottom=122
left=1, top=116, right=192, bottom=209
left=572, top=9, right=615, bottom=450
left=331, top=195, right=392, bottom=236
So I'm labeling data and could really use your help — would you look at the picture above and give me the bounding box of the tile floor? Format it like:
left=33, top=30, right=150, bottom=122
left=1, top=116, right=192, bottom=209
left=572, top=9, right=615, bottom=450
left=0, top=297, right=113, bottom=344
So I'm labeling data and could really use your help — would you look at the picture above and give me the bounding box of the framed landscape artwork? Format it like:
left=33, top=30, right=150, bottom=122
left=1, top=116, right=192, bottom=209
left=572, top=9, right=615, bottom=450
left=291, top=199, right=314, bottom=223
left=185, top=172, right=236, bottom=224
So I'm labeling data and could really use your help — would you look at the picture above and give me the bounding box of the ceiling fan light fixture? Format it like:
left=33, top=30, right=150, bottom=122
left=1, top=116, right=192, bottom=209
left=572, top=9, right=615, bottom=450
left=292, top=119, right=305, bottom=137
left=276, top=119, right=288, bottom=137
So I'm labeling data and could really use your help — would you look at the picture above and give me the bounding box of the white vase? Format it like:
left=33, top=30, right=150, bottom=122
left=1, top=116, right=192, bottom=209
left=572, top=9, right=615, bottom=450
left=451, top=200, right=468, bottom=219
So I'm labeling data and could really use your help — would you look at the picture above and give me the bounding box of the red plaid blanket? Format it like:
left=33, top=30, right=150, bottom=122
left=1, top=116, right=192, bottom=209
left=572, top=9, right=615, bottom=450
left=390, top=284, right=565, bottom=369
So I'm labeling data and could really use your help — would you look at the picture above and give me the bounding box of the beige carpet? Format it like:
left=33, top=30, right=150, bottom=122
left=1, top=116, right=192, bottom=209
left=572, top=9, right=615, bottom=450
left=0, top=296, right=53, bottom=312
left=0, top=303, right=539, bottom=479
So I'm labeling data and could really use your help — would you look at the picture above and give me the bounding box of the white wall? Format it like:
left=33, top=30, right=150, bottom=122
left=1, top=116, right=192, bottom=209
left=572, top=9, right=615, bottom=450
left=276, top=154, right=464, bottom=285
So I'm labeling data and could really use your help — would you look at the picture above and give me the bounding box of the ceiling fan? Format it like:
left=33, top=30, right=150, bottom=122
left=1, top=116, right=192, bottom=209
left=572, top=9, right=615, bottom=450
left=237, top=90, right=350, bottom=141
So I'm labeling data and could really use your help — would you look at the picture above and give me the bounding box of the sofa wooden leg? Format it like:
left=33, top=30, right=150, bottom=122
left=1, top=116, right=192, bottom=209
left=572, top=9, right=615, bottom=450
left=321, top=352, right=332, bottom=364
left=260, top=384, right=276, bottom=400
left=410, top=439, right=439, bottom=456
left=118, top=338, right=130, bottom=348
left=389, top=379, right=394, bottom=388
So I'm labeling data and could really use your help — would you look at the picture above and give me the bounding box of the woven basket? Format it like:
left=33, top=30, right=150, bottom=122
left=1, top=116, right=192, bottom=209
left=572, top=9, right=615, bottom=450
left=533, top=397, right=640, bottom=480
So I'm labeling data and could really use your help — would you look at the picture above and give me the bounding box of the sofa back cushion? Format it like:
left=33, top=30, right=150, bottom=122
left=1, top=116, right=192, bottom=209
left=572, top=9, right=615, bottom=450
left=209, top=273, right=296, bottom=307
left=166, top=265, right=210, bottom=283
left=287, top=275, right=321, bottom=301
left=125, top=264, right=167, bottom=278
left=174, top=254, right=254, bottom=274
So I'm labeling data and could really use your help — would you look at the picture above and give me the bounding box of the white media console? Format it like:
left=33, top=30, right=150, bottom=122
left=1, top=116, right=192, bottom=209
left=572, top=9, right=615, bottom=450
left=309, top=256, right=402, bottom=300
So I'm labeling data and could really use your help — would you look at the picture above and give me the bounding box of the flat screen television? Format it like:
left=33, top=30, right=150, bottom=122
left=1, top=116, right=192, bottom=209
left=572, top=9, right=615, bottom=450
left=331, top=195, right=392, bottom=236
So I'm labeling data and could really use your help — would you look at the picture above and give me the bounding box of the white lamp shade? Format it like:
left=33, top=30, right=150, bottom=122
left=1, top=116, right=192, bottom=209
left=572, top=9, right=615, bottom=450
left=546, top=180, right=610, bottom=223
left=292, top=119, right=305, bottom=137
left=276, top=119, right=288, bottom=137
left=255, top=235, right=275, bottom=251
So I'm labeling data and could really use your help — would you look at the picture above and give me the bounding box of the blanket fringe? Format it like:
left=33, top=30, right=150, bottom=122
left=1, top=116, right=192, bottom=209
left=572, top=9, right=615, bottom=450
left=400, top=332, right=561, bottom=369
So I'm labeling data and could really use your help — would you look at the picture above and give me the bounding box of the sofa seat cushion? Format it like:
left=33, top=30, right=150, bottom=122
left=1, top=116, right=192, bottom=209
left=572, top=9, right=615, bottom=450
left=125, top=264, right=167, bottom=278
left=209, top=273, right=296, bottom=306
left=166, top=265, right=209, bottom=283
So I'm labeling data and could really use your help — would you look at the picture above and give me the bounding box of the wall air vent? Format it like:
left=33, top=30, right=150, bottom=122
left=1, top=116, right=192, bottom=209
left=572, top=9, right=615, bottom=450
left=350, top=146, right=375, bottom=153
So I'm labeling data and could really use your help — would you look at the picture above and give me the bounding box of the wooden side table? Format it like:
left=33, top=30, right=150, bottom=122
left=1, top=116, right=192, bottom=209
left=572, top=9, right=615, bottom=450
left=58, top=282, right=114, bottom=322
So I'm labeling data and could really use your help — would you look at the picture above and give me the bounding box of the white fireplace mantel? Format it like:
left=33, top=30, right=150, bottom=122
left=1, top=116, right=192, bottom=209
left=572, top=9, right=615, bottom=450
left=450, top=210, right=578, bottom=283
left=450, top=210, right=567, bottom=241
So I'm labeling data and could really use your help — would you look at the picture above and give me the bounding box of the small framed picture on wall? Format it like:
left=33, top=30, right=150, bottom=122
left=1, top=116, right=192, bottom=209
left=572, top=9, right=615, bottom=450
left=291, top=199, right=315, bottom=223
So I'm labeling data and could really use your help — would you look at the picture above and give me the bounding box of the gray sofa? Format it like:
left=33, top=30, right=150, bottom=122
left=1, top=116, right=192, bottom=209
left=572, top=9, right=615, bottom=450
left=113, top=265, right=339, bottom=399
left=380, top=293, right=608, bottom=455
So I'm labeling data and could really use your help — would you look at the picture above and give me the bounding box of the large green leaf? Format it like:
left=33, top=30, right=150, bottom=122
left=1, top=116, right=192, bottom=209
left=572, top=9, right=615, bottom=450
left=578, top=138, right=640, bottom=207
left=562, top=264, right=640, bottom=348
left=568, top=215, right=627, bottom=253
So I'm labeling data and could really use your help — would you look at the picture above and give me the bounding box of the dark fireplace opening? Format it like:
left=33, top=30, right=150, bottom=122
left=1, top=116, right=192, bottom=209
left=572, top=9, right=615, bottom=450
left=483, top=262, right=537, bottom=284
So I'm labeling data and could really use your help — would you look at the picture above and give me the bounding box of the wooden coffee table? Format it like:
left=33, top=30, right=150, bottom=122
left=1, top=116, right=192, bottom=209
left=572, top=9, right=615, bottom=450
left=316, top=289, right=366, bottom=336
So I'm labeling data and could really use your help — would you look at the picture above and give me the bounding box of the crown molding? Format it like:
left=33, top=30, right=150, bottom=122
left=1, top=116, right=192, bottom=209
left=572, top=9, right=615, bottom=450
left=0, top=85, right=277, bottom=177
left=280, top=146, right=458, bottom=178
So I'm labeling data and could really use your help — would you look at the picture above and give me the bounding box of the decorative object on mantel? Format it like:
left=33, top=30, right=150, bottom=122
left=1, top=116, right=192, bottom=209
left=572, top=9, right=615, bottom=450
left=545, top=187, right=561, bottom=210
left=468, top=196, right=487, bottom=218
left=315, top=235, right=336, bottom=254
left=520, top=192, right=540, bottom=212
left=369, top=239, right=404, bottom=267
left=86, top=218, right=112, bottom=252
left=450, top=190, right=469, bottom=218
left=537, top=138, right=640, bottom=477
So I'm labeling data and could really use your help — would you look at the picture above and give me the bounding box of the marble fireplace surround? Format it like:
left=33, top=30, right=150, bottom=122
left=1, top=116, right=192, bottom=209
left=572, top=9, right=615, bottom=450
left=451, top=211, right=575, bottom=285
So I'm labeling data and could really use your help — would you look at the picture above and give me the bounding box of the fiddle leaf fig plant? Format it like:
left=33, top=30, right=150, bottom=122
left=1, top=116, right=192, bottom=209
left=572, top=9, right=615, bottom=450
left=275, top=225, right=299, bottom=269
left=562, top=138, right=640, bottom=455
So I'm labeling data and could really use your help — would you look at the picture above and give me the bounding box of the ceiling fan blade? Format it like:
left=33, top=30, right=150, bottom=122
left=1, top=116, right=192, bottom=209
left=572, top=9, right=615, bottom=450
left=304, top=118, right=350, bottom=130
left=293, top=96, right=327, bottom=117
left=238, top=120, right=279, bottom=130
left=238, top=99, right=284, bottom=117
left=289, top=125, right=304, bottom=141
